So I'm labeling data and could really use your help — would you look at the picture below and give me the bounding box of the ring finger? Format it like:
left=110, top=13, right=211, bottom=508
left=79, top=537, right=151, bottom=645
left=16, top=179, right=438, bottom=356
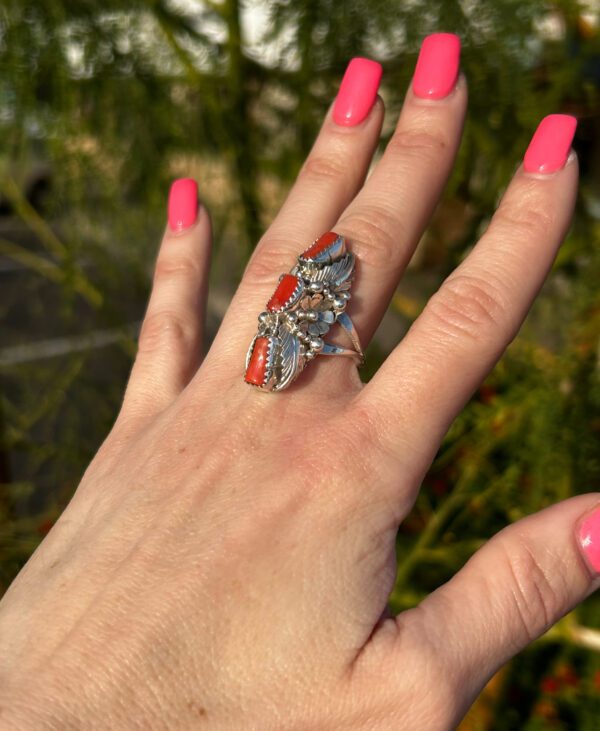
left=209, top=58, right=385, bottom=366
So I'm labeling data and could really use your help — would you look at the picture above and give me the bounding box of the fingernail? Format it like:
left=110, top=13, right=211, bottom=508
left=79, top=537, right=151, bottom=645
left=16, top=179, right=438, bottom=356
left=523, top=114, right=577, bottom=174
left=333, top=57, right=382, bottom=127
left=578, top=506, right=600, bottom=574
left=168, top=178, right=198, bottom=231
left=413, top=33, right=461, bottom=100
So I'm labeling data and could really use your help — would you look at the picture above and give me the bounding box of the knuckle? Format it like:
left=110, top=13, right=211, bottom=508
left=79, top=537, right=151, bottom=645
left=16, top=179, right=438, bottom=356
left=425, top=272, right=507, bottom=342
left=492, top=199, right=554, bottom=240
left=138, top=310, right=194, bottom=354
left=386, top=128, right=448, bottom=163
left=154, top=252, right=201, bottom=283
left=243, top=238, right=295, bottom=286
left=341, top=205, right=403, bottom=269
left=496, top=536, right=569, bottom=642
left=298, top=153, right=346, bottom=183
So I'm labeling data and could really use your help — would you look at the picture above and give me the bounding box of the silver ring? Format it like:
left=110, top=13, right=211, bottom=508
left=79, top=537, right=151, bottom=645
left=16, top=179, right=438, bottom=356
left=244, top=232, right=364, bottom=392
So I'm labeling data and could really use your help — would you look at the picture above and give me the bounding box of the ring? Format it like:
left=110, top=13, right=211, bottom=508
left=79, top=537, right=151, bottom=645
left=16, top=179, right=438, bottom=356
left=244, top=231, right=364, bottom=392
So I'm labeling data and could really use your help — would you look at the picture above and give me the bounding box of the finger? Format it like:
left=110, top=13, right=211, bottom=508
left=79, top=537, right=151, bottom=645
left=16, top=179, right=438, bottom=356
left=360, top=115, right=578, bottom=481
left=121, top=178, right=211, bottom=419
left=241, top=58, right=383, bottom=292
left=387, top=495, right=600, bottom=713
left=206, top=59, right=384, bottom=365
left=334, top=33, right=466, bottom=345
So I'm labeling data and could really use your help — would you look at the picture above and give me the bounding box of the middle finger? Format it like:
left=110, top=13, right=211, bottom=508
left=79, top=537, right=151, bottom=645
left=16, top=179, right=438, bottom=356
left=335, top=33, right=466, bottom=347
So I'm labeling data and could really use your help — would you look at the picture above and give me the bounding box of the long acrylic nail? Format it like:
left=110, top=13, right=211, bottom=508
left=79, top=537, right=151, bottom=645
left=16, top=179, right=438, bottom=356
left=333, top=57, right=382, bottom=127
left=578, top=506, right=600, bottom=574
left=413, top=33, right=461, bottom=100
left=523, top=114, right=577, bottom=174
left=168, top=178, right=198, bottom=231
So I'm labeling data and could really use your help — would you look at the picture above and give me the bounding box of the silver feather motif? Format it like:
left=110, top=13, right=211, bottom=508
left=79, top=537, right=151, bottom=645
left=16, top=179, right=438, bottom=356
left=274, top=327, right=300, bottom=391
left=309, top=253, right=355, bottom=286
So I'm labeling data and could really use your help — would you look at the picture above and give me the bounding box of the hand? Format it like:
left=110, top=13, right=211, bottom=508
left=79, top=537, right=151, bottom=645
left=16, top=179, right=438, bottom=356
left=1, top=35, right=598, bottom=730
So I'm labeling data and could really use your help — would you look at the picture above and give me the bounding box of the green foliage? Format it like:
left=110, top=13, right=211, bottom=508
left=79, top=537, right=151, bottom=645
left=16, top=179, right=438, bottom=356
left=1, top=1, right=599, bottom=727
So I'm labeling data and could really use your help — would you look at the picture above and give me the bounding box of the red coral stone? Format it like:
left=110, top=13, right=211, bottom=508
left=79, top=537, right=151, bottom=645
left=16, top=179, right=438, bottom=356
left=245, top=337, right=271, bottom=386
left=267, top=274, right=300, bottom=312
left=302, top=231, right=338, bottom=259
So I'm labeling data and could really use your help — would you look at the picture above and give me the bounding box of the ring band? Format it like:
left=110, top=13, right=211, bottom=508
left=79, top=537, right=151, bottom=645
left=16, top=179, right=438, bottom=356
left=244, top=232, right=364, bottom=392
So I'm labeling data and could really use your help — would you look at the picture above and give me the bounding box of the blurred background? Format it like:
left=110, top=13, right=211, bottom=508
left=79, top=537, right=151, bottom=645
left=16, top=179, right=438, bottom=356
left=0, top=0, right=599, bottom=727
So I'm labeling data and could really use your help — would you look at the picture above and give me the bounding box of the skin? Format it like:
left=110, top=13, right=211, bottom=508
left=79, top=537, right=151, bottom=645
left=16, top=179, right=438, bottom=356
left=0, top=76, right=598, bottom=730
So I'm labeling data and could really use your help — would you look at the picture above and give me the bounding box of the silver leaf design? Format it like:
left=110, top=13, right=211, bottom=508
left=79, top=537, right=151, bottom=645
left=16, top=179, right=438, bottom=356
left=310, top=253, right=355, bottom=286
left=275, top=327, right=300, bottom=391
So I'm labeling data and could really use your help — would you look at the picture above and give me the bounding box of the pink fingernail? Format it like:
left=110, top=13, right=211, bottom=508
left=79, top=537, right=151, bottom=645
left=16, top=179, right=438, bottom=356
left=579, top=506, right=600, bottom=574
left=413, top=33, right=461, bottom=100
left=523, top=114, right=577, bottom=174
left=168, top=178, right=198, bottom=231
left=333, top=57, right=382, bottom=127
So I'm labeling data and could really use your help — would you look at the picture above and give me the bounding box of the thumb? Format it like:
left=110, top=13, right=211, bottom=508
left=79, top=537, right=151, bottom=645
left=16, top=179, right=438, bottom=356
left=390, top=494, right=600, bottom=715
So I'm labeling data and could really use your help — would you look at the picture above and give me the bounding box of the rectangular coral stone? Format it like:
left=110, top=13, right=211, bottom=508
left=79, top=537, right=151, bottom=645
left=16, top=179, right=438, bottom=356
left=302, top=231, right=339, bottom=259
left=267, top=274, right=301, bottom=312
left=245, top=337, right=271, bottom=386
